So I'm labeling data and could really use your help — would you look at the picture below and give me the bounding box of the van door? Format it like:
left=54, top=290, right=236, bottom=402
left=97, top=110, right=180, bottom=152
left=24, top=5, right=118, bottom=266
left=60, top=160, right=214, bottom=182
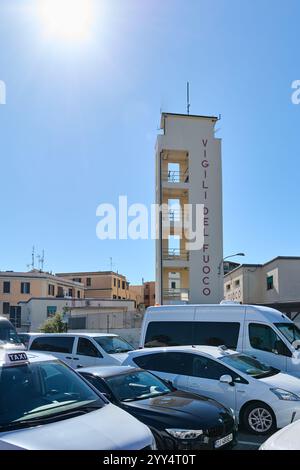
left=71, top=337, right=108, bottom=368
left=244, top=322, right=289, bottom=371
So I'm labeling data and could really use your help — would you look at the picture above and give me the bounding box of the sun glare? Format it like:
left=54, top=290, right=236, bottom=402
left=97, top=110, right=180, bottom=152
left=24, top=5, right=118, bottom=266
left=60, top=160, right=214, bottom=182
left=39, top=0, right=93, bottom=40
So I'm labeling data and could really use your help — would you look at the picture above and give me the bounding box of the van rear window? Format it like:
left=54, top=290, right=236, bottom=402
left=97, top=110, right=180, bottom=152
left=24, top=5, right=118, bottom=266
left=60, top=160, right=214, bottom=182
left=144, top=321, right=240, bottom=349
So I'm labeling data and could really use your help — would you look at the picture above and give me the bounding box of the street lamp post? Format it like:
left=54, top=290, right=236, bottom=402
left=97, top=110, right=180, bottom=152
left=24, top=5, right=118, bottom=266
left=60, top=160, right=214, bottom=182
left=218, top=253, right=245, bottom=276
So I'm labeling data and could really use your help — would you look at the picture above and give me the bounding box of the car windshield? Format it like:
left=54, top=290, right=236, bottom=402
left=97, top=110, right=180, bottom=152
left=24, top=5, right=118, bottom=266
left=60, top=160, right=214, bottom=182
left=0, top=360, right=104, bottom=431
left=106, top=370, right=171, bottom=402
left=93, top=336, right=134, bottom=354
left=220, top=354, right=279, bottom=378
left=0, top=325, right=22, bottom=345
left=275, top=323, right=300, bottom=344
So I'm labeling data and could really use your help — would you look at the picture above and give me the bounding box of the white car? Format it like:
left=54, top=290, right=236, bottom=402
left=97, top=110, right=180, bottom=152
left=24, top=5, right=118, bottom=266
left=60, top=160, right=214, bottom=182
left=28, top=332, right=135, bottom=368
left=0, top=348, right=155, bottom=450
left=260, top=420, right=300, bottom=450
left=123, top=345, right=300, bottom=435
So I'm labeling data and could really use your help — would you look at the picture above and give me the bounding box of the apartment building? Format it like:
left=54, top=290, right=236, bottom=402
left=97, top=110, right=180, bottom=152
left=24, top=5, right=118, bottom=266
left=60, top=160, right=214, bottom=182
left=155, top=112, right=223, bottom=305
left=0, top=270, right=84, bottom=327
left=224, top=256, right=300, bottom=318
left=56, top=271, right=130, bottom=300
left=129, top=281, right=156, bottom=309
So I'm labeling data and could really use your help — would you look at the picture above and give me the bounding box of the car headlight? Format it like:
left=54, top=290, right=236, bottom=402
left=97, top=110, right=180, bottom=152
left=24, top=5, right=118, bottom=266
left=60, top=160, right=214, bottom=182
left=165, top=429, right=203, bottom=440
left=271, top=388, right=300, bottom=401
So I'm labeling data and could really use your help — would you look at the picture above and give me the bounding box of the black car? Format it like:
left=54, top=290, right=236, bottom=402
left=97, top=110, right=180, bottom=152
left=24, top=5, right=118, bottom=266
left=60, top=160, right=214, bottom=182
left=78, top=365, right=237, bottom=450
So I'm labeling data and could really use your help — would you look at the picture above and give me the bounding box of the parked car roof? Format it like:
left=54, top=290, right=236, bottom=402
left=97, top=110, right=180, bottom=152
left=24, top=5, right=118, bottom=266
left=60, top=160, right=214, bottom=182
left=127, top=345, right=236, bottom=360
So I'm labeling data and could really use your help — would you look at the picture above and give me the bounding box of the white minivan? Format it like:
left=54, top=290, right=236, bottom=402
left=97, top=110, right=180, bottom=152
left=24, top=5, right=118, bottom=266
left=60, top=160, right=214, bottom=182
left=28, top=332, right=134, bottom=368
left=140, top=304, right=300, bottom=377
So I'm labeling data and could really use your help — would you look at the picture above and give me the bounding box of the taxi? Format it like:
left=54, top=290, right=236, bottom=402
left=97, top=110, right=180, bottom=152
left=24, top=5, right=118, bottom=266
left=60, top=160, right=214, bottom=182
left=0, top=349, right=155, bottom=450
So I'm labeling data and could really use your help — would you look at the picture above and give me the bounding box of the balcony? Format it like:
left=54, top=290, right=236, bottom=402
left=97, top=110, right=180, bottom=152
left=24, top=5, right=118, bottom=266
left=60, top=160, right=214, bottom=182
left=162, top=248, right=189, bottom=261
left=163, top=288, right=189, bottom=303
left=162, top=170, right=189, bottom=184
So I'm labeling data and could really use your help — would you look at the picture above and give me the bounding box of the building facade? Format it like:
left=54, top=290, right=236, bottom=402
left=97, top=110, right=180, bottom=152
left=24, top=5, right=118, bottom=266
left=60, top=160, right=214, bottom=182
left=155, top=112, right=223, bottom=305
left=130, top=281, right=156, bottom=309
left=0, top=270, right=84, bottom=327
left=224, top=256, right=300, bottom=319
left=19, top=297, right=138, bottom=332
left=56, top=271, right=130, bottom=300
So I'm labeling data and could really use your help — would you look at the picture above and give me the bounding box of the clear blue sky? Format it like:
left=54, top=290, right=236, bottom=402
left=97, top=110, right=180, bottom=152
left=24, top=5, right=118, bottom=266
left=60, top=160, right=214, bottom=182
left=1, top=0, right=300, bottom=284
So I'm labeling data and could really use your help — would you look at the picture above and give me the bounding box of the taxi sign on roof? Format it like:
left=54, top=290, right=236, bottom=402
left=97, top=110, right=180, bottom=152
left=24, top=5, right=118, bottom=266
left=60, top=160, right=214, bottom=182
left=4, top=351, right=28, bottom=366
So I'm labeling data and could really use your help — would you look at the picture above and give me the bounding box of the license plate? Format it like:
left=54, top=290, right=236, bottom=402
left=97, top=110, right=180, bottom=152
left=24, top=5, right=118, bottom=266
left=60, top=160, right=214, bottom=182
left=214, top=433, right=233, bottom=449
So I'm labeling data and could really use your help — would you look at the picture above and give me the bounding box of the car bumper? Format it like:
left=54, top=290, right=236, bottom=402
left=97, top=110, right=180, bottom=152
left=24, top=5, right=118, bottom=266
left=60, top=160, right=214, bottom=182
left=159, top=428, right=237, bottom=451
left=271, top=401, right=300, bottom=429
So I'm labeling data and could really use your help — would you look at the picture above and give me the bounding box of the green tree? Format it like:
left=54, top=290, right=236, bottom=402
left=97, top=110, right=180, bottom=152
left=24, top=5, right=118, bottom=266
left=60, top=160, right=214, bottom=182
left=40, top=312, right=68, bottom=333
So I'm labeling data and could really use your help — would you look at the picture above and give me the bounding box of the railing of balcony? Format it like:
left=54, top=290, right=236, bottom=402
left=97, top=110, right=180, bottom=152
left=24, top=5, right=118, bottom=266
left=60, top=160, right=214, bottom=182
left=163, top=288, right=189, bottom=301
left=162, top=249, right=189, bottom=261
left=162, top=170, right=189, bottom=183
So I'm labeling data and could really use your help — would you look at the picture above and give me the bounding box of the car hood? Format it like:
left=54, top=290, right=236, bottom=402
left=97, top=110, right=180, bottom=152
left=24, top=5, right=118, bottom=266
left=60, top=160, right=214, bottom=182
left=0, top=404, right=152, bottom=450
left=259, top=372, right=300, bottom=395
left=260, top=421, right=300, bottom=450
left=124, top=390, right=230, bottom=423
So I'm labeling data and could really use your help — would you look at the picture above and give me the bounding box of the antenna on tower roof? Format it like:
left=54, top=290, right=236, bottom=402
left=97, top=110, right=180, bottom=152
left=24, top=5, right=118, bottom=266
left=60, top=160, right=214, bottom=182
left=187, top=82, right=191, bottom=115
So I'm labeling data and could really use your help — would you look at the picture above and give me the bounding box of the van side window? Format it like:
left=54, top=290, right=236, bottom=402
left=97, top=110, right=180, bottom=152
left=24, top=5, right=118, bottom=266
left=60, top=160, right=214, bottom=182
left=144, top=322, right=193, bottom=348
left=77, top=338, right=102, bottom=358
left=194, top=322, right=240, bottom=349
left=133, top=352, right=193, bottom=375
left=30, top=336, right=74, bottom=354
left=249, top=324, right=291, bottom=357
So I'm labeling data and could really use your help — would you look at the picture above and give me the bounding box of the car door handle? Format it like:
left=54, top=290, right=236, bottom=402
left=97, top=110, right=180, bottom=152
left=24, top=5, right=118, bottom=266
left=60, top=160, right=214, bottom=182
left=237, top=390, right=246, bottom=393
left=65, top=356, right=72, bottom=360
left=73, top=358, right=79, bottom=361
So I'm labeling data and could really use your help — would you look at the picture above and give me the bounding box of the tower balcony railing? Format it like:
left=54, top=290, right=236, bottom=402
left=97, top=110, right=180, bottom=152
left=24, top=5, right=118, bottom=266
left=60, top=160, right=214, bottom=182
left=162, top=170, right=189, bottom=184
left=163, top=288, right=189, bottom=302
left=162, top=248, right=189, bottom=261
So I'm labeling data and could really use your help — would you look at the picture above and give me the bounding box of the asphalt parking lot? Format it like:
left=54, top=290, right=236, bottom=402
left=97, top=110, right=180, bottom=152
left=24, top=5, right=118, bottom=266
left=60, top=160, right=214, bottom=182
left=234, top=431, right=272, bottom=450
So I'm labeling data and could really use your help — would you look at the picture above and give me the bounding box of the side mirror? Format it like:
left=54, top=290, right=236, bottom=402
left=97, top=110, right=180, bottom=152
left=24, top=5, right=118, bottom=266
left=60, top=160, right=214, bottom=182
left=292, top=340, right=300, bottom=351
left=220, top=374, right=234, bottom=386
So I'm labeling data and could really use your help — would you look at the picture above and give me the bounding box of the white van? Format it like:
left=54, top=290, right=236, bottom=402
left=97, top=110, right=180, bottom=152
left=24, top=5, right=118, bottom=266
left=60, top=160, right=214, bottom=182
left=140, top=304, right=300, bottom=377
left=28, top=332, right=134, bottom=368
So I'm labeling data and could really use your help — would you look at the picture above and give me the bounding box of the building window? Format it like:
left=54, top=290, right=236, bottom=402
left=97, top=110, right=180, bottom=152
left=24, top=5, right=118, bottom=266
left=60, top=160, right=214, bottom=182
left=267, top=276, right=274, bottom=291
left=48, top=284, right=55, bottom=296
left=114, top=278, right=116, bottom=287
left=9, top=306, right=21, bottom=328
left=3, top=281, right=10, bottom=294
left=73, top=278, right=81, bottom=283
left=77, top=290, right=81, bottom=299
left=3, top=302, right=10, bottom=316
left=86, top=278, right=91, bottom=287
left=21, top=282, right=30, bottom=294
left=118, top=279, right=120, bottom=288
left=68, top=288, right=73, bottom=297
left=226, top=284, right=231, bottom=291
left=122, top=281, right=125, bottom=290
left=118, top=296, right=121, bottom=299
left=47, top=306, right=57, bottom=318
left=234, top=280, right=240, bottom=287
left=113, top=295, right=117, bottom=299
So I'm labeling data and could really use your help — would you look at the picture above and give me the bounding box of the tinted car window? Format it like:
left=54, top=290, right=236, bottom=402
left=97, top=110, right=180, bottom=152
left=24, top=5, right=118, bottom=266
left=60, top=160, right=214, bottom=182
left=77, top=338, right=102, bottom=358
left=249, top=323, right=291, bottom=357
left=80, top=374, right=108, bottom=393
left=191, top=355, right=233, bottom=380
left=144, top=322, right=193, bottom=347
left=194, top=322, right=240, bottom=349
left=144, top=321, right=240, bottom=349
left=30, top=336, right=74, bottom=354
left=133, top=352, right=193, bottom=375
